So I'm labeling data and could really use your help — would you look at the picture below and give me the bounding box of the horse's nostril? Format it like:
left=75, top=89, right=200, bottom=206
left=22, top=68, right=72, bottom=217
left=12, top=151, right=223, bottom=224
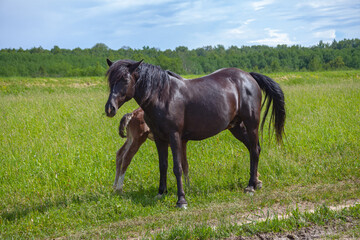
left=105, top=103, right=117, bottom=117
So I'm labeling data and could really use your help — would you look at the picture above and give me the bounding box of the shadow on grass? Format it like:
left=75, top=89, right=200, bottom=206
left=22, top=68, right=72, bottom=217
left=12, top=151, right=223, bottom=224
left=118, top=186, right=164, bottom=206
left=1, top=191, right=103, bottom=222
left=1, top=178, right=250, bottom=222
left=1, top=186, right=163, bottom=222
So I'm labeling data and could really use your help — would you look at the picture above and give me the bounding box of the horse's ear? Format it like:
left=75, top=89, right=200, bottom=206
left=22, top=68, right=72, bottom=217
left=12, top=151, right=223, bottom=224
left=106, top=58, right=113, bottom=67
left=129, top=59, right=143, bottom=73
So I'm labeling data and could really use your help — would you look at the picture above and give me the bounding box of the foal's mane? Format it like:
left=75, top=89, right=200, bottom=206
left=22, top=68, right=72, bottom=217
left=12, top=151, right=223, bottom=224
left=106, top=60, right=183, bottom=105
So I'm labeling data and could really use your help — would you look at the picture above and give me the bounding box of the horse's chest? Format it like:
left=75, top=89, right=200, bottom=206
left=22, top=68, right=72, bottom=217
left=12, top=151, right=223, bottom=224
left=143, top=115, right=171, bottom=141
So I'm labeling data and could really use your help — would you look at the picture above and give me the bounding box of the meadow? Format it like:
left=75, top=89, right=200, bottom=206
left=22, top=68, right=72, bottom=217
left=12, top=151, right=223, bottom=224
left=0, top=71, right=359, bottom=239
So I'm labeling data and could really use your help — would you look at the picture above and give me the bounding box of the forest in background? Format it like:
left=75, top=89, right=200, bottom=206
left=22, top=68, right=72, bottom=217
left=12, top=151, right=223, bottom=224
left=0, top=38, right=359, bottom=77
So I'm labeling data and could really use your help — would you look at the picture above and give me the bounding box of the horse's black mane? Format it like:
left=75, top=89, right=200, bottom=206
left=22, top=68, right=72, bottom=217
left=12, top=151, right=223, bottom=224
left=106, top=60, right=183, bottom=105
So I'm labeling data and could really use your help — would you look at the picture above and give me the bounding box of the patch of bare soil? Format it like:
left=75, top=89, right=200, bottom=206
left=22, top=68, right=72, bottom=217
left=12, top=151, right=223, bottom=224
left=228, top=200, right=359, bottom=227
left=231, top=218, right=359, bottom=240
left=228, top=207, right=360, bottom=240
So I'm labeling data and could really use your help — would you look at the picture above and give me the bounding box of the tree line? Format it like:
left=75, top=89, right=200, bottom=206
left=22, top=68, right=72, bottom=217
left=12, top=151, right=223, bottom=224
left=0, top=39, right=359, bottom=77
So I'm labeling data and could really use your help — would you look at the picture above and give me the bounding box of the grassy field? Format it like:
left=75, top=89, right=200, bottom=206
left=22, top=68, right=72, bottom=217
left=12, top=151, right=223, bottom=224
left=0, top=71, right=359, bottom=239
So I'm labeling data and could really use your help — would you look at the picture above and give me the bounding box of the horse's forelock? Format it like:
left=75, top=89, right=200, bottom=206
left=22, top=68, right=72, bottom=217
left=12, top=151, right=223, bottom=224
left=106, top=60, right=137, bottom=87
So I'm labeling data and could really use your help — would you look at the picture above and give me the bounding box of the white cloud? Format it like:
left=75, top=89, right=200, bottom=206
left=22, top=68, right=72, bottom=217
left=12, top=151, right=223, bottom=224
left=296, top=0, right=356, bottom=9
left=313, top=30, right=336, bottom=42
left=293, top=0, right=360, bottom=30
left=225, top=19, right=255, bottom=38
left=250, top=28, right=295, bottom=46
left=251, top=0, right=274, bottom=11
left=78, top=0, right=174, bottom=18
left=161, top=0, right=231, bottom=27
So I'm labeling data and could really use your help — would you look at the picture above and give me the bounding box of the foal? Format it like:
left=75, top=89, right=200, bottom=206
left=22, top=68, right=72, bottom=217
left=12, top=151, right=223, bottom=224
left=113, top=109, right=190, bottom=192
left=113, top=108, right=150, bottom=192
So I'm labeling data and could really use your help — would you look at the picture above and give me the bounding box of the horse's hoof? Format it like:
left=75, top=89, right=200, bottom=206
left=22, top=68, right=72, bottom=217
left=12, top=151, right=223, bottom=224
left=176, top=196, right=188, bottom=209
left=255, top=180, right=262, bottom=190
left=176, top=203, right=188, bottom=209
left=246, top=191, right=254, bottom=196
left=244, top=186, right=255, bottom=195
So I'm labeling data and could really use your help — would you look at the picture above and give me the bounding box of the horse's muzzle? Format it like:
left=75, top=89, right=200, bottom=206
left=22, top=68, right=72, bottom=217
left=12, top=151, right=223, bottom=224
left=105, top=103, right=117, bottom=117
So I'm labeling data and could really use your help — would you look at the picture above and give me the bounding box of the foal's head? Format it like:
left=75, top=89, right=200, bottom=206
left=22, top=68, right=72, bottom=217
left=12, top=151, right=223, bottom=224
left=105, top=59, right=143, bottom=117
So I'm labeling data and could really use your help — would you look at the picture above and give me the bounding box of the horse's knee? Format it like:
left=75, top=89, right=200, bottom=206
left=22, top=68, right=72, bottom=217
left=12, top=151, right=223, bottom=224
left=173, top=166, right=182, bottom=177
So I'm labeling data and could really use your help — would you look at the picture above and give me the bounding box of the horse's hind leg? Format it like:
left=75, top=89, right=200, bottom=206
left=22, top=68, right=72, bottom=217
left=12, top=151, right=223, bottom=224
left=229, top=122, right=262, bottom=193
left=181, top=140, right=190, bottom=189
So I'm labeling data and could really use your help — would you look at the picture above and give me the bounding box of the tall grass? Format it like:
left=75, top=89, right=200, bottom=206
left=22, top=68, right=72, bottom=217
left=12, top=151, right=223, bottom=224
left=0, top=71, right=359, bottom=238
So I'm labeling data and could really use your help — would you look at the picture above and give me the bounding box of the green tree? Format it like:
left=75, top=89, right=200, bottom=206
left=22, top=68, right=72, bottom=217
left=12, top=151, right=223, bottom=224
left=308, top=55, right=322, bottom=71
left=329, top=56, right=345, bottom=69
left=1, top=39, right=360, bottom=77
left=270, top=59, right=281, bottom=72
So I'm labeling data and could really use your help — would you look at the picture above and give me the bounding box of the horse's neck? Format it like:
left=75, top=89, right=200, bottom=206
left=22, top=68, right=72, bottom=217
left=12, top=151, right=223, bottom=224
left=133, top=88, right=149, bottom=108
left=134, top=73, right=183, bottom=110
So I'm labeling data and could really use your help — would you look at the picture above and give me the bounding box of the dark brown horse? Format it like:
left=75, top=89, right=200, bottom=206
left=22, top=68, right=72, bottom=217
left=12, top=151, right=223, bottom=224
left=105, top=59, right=285, bottom=208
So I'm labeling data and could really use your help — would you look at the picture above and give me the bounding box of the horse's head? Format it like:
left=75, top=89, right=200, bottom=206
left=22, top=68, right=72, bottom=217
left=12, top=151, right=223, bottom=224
left=105, top=59, right=143, bottom=117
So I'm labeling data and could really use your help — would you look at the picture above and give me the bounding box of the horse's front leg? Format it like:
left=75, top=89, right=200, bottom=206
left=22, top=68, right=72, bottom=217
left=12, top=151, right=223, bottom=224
left=170, top=133, right=187, bottom=208
left=155, top=138, right=169, bottom=198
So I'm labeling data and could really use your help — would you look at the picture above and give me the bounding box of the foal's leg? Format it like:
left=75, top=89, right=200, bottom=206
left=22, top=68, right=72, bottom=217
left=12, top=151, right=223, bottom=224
left=113, top=129, right=149, bottom=192
left=114, top=138, right=132, bottom=192
left=229, top=122, right=262, bottom=193
left=169, top=132, right=187, bottom=208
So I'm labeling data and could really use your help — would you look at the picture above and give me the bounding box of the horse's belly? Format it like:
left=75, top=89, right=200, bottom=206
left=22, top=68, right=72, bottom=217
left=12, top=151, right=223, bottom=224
left=182, top=118, right=229, bottom=140
left=182, top=130, right=221, bottom=141
left=182, top=93, right=238, bottom=140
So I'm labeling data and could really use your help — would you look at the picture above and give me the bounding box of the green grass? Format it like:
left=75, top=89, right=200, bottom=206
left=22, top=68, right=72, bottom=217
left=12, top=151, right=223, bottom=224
left=153, top=203, right=360, bottom=239
left=0, top=71, right=359, bottom=239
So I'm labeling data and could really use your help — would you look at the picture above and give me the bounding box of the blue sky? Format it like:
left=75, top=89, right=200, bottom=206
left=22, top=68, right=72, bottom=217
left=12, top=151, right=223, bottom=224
left=0, top=0, right=359, bottom=50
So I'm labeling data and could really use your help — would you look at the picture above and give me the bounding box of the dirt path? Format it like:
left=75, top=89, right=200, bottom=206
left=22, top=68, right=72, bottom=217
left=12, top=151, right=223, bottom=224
left=226, top=200, right=360, bottom=240
left=232, top=200, right=359, bottom=226
left=230, top=217, right=359, bottom=239
left=58, top=181, right=360, bottom=239
left=231, top=220, right=359, bottom=240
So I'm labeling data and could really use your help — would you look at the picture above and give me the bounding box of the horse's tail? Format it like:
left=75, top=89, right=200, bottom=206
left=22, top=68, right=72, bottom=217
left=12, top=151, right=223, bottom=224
left=119, top=112, right=133, bottom=138
left=249, top=72, right=286, bottom=143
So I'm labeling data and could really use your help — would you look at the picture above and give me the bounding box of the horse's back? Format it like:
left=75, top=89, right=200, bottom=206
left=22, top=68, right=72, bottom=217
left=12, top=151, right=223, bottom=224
left=180, top=68, right=261, bottom=140
left=188, top=68, right=261, bottom=106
